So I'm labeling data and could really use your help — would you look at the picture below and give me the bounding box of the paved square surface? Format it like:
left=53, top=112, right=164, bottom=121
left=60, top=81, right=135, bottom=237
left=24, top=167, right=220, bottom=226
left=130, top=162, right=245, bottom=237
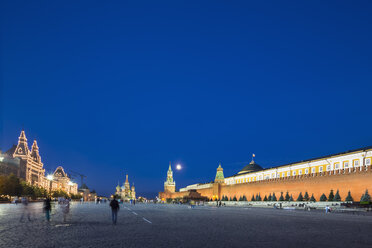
left=0, top=202, right=371, bottom=248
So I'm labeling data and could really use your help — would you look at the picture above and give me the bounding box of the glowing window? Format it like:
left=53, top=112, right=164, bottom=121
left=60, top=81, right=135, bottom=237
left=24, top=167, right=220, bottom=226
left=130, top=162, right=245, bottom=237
left=287, top=172, right=290, bottom=177
left=334, top=163, right=340, bottom=169
left=292, top=171, right=296, bottom=176
left=305, top=169, right=309, bottom=174
left=366, top=158, right=371, bottom=166
left=319, top=166, right=323, bottom=172
left=354, top=160, right=359, bottom=167
left=344, top=161, right=349, bottom=168
left=299, top=170, right=302, bottom=175
left=311, top=167, right=315, bottom=173
left=327, top=165, right=331, bottom=171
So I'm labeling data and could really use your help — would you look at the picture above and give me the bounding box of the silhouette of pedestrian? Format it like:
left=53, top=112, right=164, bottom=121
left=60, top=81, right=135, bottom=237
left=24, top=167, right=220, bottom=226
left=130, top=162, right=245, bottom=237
left=110, top=196, right=120, bottom=225
left=62, top=198, right=70, bottom=222
left=44, top=197, right=52, bottom=221
left=20, top=197, right=31, bottom=222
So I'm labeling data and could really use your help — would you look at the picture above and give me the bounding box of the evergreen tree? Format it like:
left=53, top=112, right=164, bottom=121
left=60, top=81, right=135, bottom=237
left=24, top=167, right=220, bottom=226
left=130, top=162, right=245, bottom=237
left=272, top=193, right=277, bottom=201
left=242, top=195, right=247, bottom=201
left=257, top=194, right=262, bottom=201
left=360, top=189, right=371, bottom=203
left=268, top=193, right=272, bottom=201
left=297, top=192, right=303, bottom=201
left=328, top=189, right=334, bottom=201
left=255, top=194, right=259, bottom=201
left=279, top=192, right=284, bottom=201
left=229, top=197, right=232, bottom=201
left=285, top=191, right=290, bottom=201
left=233, top=196, right=237, bottom=201
left=333, top=190, right=341, bottom=201
left=310, top=194, right=316, bottom=202
left=345, top=191, right=353, bottom=202
left=239, top=196, right=243, bottom=201
left=320, top=193, right=327, bottom=201
left=0, top=174, right=23, bottom=197
left=289, top=194, right=294, bottom=201
left=263, top=195, right=268, bottom=201
left=251, top=195, right=255, bottom=201
left=303, top=192, right=309, bottom=201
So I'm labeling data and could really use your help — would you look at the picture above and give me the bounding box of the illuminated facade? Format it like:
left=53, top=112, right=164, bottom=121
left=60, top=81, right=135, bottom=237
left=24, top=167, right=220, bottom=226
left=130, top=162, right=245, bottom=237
left=9, top=130, right=47, bottom=187
left=164, top=163, right=176, bottom=193
left=50, top=166, right=78, bottom=195
left=3, top=130, right=78, bottom=194
left=116, top=174, right=136, bottom=201
left=160, top=146, right=372, bottom=201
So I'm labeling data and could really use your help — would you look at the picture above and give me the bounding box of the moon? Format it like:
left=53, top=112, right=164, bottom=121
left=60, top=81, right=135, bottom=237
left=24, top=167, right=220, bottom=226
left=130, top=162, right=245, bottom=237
left=176, top=164, right=182, bottom=170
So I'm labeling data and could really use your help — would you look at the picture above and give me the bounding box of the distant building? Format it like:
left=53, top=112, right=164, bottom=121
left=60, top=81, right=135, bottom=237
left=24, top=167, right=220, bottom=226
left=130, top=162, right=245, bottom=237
left=49, top=166, right=78, bottom=195
left=78, top=183, right=96, bottom=201
left=160, top=146, right=372, bottom=202
left=115, top=174, right=136, bottom=201
left=2, top=130, right=79, bottom=194
left=164, top=163, right=175, bottom=193
left=6, top=130, right=46, bottom=187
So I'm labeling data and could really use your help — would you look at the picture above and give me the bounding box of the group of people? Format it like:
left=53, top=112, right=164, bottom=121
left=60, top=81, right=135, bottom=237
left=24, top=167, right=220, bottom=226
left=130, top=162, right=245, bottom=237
left=18, top=195, right=132, bottom=225
left=18, top=196, right=70, bottom=222
left=43, top=197, right=71, bottom=222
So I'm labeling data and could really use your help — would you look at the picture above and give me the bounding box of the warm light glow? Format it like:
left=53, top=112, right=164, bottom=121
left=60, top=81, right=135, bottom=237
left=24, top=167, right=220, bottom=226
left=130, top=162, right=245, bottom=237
left=46, top=175, right=53, bottom=181
left=176, top=164, right=182, bottom=170
left=68, top=181, right=74, bottom=186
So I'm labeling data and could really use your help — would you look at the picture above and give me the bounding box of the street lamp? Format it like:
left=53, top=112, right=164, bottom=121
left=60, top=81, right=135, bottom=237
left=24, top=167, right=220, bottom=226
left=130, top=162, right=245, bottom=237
left=46, top=174, right=53, bottom=194
left=68, top=181, right=74, bottom=195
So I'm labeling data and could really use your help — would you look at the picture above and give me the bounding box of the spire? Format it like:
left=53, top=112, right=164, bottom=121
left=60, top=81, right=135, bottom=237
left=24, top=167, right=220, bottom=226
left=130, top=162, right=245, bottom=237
left=125, top=174, right=129, bottom=183
left=251, top=153, right=256, bottom=164
left=30, top=140, right=41, bottom=162
left=13, top=130, right=29, bottom=158
left=19, top=130, right=27, bottom=142
left=215, top=163, right=224, bottom=183
left=168, top=161, right=172, bottom=171
left=32, top=140, right=39, bottom=150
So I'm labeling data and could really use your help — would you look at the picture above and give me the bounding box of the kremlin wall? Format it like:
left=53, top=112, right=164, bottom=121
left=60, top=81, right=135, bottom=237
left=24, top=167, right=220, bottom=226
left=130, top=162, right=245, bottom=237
left=159, top=146, right=372, bottom=202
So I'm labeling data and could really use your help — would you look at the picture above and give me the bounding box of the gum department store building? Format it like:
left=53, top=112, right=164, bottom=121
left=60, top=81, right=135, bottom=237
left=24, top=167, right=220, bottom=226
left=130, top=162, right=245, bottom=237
left=0, top=130, right=78, bottom=195
left=160, top=146, right=372, bottom=201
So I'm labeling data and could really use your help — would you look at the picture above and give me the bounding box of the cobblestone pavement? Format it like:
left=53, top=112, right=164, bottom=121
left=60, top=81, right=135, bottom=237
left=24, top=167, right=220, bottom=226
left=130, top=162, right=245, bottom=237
left=1, top=202, right=372, bottom=248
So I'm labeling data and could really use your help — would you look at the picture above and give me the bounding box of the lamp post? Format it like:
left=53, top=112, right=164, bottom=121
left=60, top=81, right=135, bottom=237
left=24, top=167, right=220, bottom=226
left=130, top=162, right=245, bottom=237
left=46, top=175, right=53, bottom=195
left=68, top=181, right=74, bottom=195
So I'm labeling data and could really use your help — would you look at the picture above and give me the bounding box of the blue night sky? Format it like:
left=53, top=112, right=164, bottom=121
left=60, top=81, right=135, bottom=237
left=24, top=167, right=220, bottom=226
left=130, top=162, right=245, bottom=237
left=1, top=1, right=372, bottom=197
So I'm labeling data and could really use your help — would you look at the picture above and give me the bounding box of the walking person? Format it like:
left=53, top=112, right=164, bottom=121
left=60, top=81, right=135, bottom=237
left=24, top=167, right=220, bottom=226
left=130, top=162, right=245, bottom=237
left=62, top=198, right=70, bottom=222
left=44, top=197, right=52, bottom=222
left=20, top=197, right=31, bottom=222
left=110, top=196, right=120, bottom=225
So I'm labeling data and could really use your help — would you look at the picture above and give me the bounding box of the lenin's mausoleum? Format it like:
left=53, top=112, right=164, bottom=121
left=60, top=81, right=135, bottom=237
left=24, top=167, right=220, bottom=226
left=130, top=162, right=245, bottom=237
left=159, top=146, right=372, bottom=202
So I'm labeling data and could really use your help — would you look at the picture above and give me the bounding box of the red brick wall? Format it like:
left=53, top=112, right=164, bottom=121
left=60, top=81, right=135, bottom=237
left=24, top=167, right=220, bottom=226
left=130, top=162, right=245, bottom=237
left=161, top=166, right=372, bottom=201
